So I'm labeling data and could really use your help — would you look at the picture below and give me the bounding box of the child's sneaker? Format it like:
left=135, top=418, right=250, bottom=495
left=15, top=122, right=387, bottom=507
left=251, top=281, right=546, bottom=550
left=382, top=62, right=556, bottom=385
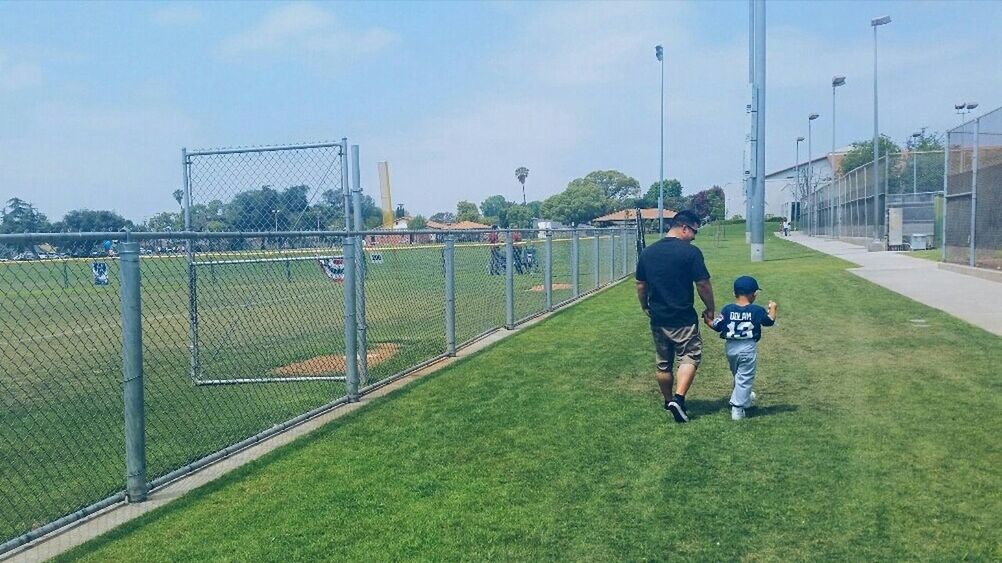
left=731, top=406, right=746, bottom=421
left=749, top=391, right=757, bottom=407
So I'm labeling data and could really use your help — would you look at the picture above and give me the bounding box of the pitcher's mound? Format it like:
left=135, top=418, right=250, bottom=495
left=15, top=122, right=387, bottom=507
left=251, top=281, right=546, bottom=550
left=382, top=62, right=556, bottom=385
left=529, top=283, right=573, bottom=292
left=272, top=343, right=401, bottom=377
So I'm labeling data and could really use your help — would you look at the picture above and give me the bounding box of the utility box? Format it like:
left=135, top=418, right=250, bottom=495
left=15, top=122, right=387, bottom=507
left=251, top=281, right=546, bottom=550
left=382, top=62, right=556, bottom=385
left=910, top=233, right=931, bottom=251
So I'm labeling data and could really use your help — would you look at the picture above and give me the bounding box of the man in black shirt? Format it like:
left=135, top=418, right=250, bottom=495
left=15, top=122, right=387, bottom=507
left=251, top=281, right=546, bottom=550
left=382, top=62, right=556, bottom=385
left=635, top=210, right=715, bottom=423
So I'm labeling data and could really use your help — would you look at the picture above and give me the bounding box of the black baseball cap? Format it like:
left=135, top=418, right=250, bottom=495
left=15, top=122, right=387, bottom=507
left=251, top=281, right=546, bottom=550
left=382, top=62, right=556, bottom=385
left=671, top=210, right=701, bottom=232
left=733, top=275, right=760, bottom=295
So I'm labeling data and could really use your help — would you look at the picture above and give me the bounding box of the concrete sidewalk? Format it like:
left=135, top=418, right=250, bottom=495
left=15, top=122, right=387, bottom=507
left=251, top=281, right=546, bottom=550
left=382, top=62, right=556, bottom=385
left=784, top=232, right=1002, bottom=337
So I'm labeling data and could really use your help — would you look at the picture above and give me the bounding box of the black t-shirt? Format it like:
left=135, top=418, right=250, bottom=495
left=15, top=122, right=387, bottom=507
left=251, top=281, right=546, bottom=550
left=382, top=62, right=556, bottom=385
left=635, top=237, right=711, bottom=328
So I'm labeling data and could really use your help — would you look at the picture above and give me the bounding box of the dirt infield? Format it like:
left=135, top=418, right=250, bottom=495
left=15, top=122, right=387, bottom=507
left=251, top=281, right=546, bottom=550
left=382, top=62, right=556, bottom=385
left=529, top=283, right=572, bottom=292
left=272, top=343, right=401, bottom=376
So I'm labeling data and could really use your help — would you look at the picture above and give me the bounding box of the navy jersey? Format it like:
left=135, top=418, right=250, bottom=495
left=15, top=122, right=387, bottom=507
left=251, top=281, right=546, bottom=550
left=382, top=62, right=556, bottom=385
left=710, top=303, right=774, bottom=341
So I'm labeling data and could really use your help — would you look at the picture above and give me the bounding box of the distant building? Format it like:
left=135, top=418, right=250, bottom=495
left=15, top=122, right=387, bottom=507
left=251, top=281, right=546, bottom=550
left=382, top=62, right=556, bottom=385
left=722, top=149, right=850, bottom=221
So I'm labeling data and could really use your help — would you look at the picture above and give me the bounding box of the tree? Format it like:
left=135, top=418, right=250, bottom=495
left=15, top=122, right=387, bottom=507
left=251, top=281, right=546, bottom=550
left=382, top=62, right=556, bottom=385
left=430, top=211, right=456, bottom=224
left=480, top=195, right=512, bottom=224
left=688, top=186, right=725, bottom=222
left=505, top=204, right=533, bottom=229
left=642, top=179, right=684, bottom=210
left=395, top=204, right=408, bottom=219
left=525, top=200, right=542, bottom=219
left=172, top=189, right=184, bottom=208
left=540, top=182, right=611, bottom=225
left=407, top=215, right=427, bottom=230
left=145, top=211, right=183, bottom=232
left=456, top=200, right=481, bottom=223
left=1, top=198, right=51, bottom=233
left=583, top=170, right=640, bottom=204
left=839, top=135, right=902, bottom=175
left=57, top=209, right=133, bottom=232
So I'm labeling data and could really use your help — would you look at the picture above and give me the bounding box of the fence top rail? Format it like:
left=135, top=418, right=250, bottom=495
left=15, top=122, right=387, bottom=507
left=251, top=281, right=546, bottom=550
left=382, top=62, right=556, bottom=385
left=0, top=226, right=632, bottom=244
left=185, top=141, right=347, bottom=158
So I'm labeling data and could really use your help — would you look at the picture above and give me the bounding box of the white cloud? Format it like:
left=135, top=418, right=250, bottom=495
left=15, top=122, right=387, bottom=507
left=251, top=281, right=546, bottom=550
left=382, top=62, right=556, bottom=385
left=152, top=4, right=203, bottom=27
left=0, top=52, right=42, bottom=92
left=218, top=3, right=396, bottom=60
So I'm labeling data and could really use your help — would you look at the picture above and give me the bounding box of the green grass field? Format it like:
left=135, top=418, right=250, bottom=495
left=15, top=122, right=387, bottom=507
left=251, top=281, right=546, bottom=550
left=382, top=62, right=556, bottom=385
left=54, top=225, right=1001, bottom=560
left=0, top=233, right=634, bottom=546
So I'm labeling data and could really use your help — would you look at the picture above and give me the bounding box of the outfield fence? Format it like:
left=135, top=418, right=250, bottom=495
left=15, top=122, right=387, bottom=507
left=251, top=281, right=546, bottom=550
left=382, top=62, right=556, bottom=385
left=944, top=105, right=1002, bottom=268
left=800, top=150, right=944, bottom=248
left=0, top=226, right=638, bottom=556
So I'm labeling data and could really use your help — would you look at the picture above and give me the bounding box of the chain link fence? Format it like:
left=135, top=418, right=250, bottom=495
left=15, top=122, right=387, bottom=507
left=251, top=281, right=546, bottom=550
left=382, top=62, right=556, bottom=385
left=0, top=225, right=635, bottom=555
left=945, top=105, right=1002, bottom=268
left=801, top=150, right=944, bottom=248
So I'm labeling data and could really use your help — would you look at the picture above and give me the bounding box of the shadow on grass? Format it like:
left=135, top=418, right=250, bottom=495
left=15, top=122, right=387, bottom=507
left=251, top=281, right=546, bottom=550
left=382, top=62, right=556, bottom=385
left=685, top=397, right=730, bottom=417
left=763, top=252, right=817, bottom=263
left=750, top=404, right=799, bottom=418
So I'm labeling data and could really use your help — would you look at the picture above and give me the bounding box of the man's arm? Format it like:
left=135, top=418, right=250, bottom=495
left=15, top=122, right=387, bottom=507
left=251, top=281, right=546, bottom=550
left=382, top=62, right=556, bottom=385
left=636, top=281, right=650, bottom=316
left=695, top=278, right=715, bottom=322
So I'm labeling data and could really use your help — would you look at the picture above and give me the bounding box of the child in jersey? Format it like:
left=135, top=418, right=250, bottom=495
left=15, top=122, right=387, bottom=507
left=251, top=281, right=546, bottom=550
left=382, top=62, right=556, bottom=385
left=707, top=276, right=778, bottom=420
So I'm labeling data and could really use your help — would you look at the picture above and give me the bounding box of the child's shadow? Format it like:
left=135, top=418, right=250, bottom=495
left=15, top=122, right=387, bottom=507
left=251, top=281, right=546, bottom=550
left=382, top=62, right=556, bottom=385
left=686, top=398, right=799, bottom=419
left=750, top=404, right=798, bottom=418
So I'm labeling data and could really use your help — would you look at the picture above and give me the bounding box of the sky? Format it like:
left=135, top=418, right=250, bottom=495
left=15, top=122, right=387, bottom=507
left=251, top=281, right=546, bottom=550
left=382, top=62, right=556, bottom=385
left=2, top=0, right=1001, bottom=223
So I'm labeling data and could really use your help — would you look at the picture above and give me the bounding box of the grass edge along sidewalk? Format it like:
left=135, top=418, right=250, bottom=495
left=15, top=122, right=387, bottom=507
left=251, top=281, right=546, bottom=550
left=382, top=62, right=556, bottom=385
left=60, top=228, right=1001, bottom=561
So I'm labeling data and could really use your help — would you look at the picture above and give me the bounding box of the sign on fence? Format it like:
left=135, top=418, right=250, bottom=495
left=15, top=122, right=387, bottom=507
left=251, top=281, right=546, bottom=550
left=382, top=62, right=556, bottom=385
left=317, top=256, right=345, bottom=282
left=91, top=262, right=109, bottom=285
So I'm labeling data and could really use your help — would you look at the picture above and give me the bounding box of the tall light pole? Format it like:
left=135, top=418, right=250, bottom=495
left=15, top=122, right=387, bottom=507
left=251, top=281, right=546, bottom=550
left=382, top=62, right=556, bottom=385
left=515, top=166, right=529, bottom=205
left=796, top=136, right=804, bottom=228
left=655, top=44, right=665, bottom=236
left=808, top=113, right=819, bottom=235
left=955, top=101, right=978, bottom=125
left=871, top=15, right=891, bottom=246
left=832, top=76, right=846, bottom=153
left=749, top=0, right=766, bottom=261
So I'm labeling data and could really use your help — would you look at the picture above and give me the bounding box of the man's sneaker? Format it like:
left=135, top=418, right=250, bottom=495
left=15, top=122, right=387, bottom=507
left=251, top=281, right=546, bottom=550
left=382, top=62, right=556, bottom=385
left=667, top=400, right=689, bottom=423
left=731, top=406, right=746, bottom=420
left=664, top=399, right=672, bottom=412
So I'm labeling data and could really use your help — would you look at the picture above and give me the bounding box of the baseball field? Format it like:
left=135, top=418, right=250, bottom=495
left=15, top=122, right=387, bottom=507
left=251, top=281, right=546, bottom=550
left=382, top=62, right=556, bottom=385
left=42, top=223, right=1002, bottom=560
left=1, top=233, right=631, bottom=546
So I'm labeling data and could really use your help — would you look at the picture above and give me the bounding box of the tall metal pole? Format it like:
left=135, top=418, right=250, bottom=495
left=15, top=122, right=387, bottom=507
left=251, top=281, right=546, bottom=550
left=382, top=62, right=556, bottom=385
left=832, top=85, right=837, bottom=153
left=119, top=242, right=148, bottom=502
left=750, top=0, right=766, bottom=261
left=571, top=228, right=579, bottom=297
left=808, top=119, right=814, bottom=235
left=658, top=46, right=665, bottom=237
left=543, top=231, right=553, bottom=310
left=871, top=17, right=890, bottom=245
left=182, top=148, right=199, bottom=383
left=796, top=138, right=802, bottom=229
left=350, top=145, right=368, bottom=385
left=593, top=231, right=601, bottom=288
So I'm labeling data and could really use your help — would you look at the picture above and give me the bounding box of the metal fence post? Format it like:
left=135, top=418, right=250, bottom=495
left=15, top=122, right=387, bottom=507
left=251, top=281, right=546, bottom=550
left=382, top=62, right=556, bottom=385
left=444, top=235, right=457, bottom=355
left=544, top=230, right=553, bottom=310
left=571, top=228, right=579, bottom=297
left=970, top=117, right=980, bottom=267
left=620, top=225, right=628, bottom=277
left=505, top=231, right=515, bottom=329
left=62, top=260, right=69, bottom=288
left=609, top=229, right=616, bottom=282
left=343, top=237, right=359, bottom=401
left=593, top=230, right=600, bottom=289
left=285, top=259, right=291, bottom=282
left=942, top=140, right=950, bottom=261
left=118, top=242, right=147, bottom=502
left=350, top=145, right=368, bottom=384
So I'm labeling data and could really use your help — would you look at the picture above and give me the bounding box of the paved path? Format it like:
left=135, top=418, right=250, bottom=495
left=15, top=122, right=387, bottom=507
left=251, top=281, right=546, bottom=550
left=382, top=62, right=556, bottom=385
left=784, top=233, right=1002, bottom=337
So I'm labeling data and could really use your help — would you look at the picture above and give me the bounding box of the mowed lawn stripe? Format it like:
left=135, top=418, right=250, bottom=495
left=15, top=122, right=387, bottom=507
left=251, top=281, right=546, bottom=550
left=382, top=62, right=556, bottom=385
left=59, top=228, right=1001, bottom=561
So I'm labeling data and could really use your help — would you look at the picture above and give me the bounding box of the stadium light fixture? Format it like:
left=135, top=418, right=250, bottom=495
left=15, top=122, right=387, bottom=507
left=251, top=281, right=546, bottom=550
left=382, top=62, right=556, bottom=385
left=871, top=14, right=891, bottom=245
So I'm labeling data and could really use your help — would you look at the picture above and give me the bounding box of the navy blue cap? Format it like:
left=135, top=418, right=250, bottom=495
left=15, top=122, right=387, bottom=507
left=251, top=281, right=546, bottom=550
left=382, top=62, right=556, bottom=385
left=733, top=275, right=760, bottom=295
